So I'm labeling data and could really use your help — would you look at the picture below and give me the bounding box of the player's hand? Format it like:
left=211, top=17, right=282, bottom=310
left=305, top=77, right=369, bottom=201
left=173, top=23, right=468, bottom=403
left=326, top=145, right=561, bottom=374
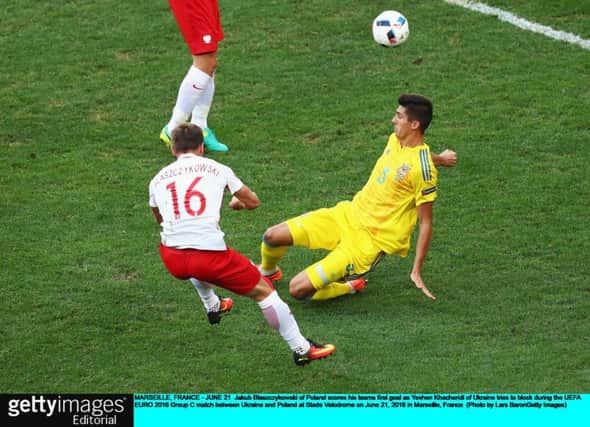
left=438, top=149, right=457, bottom=167
left=410, top=271, right=436, bottom=301
left=228, top=196, right=246, bottom=210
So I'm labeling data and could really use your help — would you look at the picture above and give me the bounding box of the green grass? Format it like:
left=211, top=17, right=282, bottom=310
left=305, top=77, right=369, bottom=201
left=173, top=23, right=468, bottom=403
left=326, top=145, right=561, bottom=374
left=1, top=0, right=589, bottom=393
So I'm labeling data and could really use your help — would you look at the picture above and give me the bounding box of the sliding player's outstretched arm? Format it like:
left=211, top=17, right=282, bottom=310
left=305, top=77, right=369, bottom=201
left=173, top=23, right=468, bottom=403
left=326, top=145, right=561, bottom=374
left=410, top=202, right=436, bottom=301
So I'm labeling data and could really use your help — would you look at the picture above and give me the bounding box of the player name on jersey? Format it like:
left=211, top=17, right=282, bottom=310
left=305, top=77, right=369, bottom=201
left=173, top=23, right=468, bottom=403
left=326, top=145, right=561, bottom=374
left=153, top=161, right=221, bottom=185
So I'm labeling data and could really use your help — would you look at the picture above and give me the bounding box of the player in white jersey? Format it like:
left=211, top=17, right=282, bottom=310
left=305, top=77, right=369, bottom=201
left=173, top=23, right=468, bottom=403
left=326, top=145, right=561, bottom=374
left=149, top=123, right=335, bottom=365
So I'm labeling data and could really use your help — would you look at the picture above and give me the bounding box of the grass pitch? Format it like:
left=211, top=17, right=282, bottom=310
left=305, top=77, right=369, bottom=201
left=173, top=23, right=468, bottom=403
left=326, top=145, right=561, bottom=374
left=1, top=0, right=589, bottom=393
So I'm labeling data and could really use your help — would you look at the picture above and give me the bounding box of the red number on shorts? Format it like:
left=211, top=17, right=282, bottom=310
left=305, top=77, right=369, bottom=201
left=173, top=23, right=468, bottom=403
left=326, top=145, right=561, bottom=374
left=165, top=177, right=207, bottom=219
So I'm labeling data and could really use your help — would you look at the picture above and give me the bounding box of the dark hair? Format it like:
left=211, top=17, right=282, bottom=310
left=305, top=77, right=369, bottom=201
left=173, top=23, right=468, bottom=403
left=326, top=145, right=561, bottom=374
left=398, top=94, right=433, bottom=133
left=171, top=123, right=204, bottom=152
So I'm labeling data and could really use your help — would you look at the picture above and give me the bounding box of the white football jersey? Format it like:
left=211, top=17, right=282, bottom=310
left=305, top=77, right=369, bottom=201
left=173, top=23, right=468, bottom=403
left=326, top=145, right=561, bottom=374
left=149, top=153, right=244, bottom=250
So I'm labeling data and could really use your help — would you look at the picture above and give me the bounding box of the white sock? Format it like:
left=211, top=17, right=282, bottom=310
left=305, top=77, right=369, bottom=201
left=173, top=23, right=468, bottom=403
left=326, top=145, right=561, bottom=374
left=257, top=291, right=310, bottom=355
left=190, top=76, right=214, bottom=130
left=189, top=278, right=220, bottom=312
left=167, top=66, right=212, bottom=131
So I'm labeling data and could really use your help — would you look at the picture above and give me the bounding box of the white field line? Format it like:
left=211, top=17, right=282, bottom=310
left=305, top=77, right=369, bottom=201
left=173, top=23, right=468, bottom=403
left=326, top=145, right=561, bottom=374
left=443, top=0, right=590, bottom=51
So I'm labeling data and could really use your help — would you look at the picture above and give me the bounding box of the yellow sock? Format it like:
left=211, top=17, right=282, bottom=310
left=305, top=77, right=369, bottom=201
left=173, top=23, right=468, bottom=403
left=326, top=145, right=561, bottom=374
left=260, top=240, right=288, bottom=272
left=311, top=281, right=352, bottom=301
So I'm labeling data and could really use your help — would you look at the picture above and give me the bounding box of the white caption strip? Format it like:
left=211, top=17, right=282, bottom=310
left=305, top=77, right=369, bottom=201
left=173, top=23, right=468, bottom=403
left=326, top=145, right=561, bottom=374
left=443, top=0, right=590, bottom=51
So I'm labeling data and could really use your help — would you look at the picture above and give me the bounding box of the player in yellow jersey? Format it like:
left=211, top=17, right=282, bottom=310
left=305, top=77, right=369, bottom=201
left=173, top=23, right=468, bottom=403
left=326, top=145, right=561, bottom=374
left=259, top=94, right=456, bottom=302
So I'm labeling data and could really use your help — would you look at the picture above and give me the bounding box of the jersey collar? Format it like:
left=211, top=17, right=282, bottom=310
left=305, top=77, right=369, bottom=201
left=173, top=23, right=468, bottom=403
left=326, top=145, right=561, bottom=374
left=177, top=153, right=200, bottom=160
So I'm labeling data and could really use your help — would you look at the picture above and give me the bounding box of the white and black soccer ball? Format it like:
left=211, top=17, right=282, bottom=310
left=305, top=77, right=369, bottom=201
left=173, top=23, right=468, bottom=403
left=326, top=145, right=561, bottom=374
left=372, top=10, right=410, bottom=47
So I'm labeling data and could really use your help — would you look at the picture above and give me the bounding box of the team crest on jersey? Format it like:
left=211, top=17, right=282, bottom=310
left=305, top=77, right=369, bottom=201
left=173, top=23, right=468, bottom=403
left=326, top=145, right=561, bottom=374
left=203, top=34, right=212, bottom=44
left=395, top=163, right=411, bottom=182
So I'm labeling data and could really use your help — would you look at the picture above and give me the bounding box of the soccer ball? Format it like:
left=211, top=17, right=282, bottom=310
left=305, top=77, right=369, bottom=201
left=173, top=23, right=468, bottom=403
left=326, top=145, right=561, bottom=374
left=372, top=10, right=410, bottom=47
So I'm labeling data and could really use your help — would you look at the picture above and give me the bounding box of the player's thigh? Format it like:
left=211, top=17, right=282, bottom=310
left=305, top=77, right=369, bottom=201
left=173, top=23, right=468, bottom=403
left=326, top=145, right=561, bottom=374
left=304, top=247, right=352, bottom=290
left=303, top=231, right=382, bottom=289
left=159, top=244, right=190, bottom=279
left=185, top=248, right=260, bottom=295
left=169, top=0, right=223, bottom=54
left=343, top=227, right=384, bottom=279
left=286, top=207, right=342, bottom=250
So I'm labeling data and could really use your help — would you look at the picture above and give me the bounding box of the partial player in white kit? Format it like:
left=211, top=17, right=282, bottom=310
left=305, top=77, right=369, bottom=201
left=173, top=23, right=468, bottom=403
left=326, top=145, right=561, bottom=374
left=149, top=123, right=336, bottom=365
left=160, top=0, right=229, bottom=152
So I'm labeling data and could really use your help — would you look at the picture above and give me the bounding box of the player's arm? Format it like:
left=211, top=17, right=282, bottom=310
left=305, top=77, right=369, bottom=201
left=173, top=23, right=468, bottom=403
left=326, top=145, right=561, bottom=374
left=151, top=206, right=163, bottom=224
left=432, top=149, right=457, bottom=167
left=410, top=201, right=436, bottom=301
left=228, top=185, right=260, bottom=210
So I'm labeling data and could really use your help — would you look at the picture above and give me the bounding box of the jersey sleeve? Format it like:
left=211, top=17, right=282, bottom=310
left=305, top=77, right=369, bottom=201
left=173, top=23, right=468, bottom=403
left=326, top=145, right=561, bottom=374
left=223, top=165, right=245, bottom=194
left=148, top=177, right=158, bottom=208
left=414, top=148, right=438, bottom=206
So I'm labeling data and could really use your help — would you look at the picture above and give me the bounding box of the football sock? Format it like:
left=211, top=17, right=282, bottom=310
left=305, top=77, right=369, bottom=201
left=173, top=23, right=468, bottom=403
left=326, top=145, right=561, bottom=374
left=167, top=65, right=212, bottom=131
left=189, top=278, right=220, bottom=312
left=190, top=76, right=214, bottom=129
left=310, top=281, right=354, bottom=301
left=257, top=291, right=310, bottom=355
left=260, top=239, right=288, bottom=274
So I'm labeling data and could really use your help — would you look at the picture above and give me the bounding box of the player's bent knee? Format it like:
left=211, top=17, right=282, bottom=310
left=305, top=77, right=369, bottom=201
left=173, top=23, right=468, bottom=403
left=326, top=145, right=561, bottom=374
left=263, top=225, right=281, bottom=246
left=289, top=278, right=313, bottom=300
left=289, top=285, right=306, bottom=300
left=263, top=223, right=293, bottom=247
left=247, top=278, right=275, bottom=302
left=193, top=52, right=218, bottom=76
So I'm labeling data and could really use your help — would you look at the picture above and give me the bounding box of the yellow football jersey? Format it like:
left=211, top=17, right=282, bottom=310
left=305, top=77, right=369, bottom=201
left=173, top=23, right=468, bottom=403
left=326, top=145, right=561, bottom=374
left=351, top=133, right=438, bottom=256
